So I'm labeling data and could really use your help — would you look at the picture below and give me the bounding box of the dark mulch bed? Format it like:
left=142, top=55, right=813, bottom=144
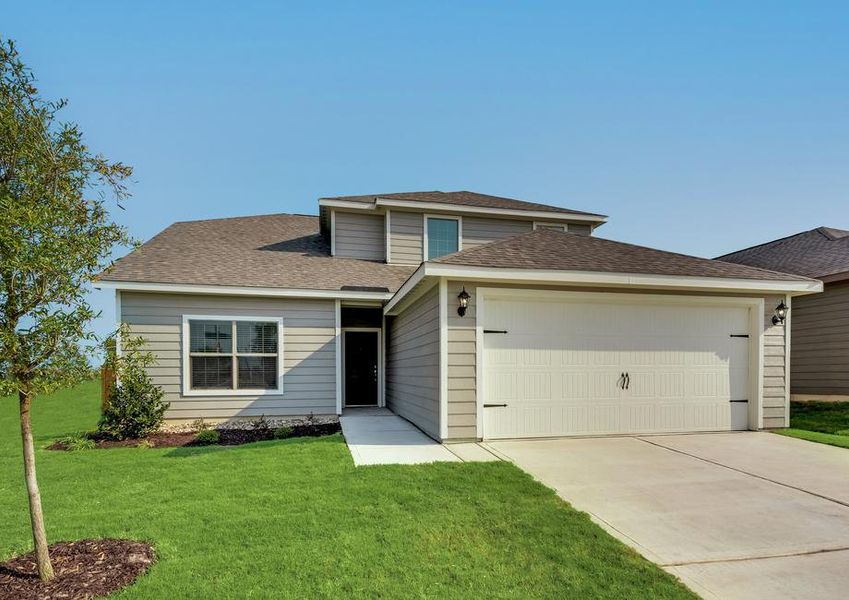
left=0, top=539, right=155, bottom=600
left=48, top=422, right=341, bottom=450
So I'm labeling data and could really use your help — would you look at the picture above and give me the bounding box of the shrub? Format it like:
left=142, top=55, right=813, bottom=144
left=273, top=426, right=294, bottom=439
left=98, top=327, right=169, bottom=440
left=136, top=439, right=154, bottom=449
left=836, top=429, right=849, bottom=437
left=194, top=429, right=220, bottom=445
left=57, top=434, right=96, bottom=451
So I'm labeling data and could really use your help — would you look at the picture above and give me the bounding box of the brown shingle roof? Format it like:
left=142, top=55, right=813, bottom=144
left=98, top=214, right=416, bottom=292
left=433, top=229, right=815, bottom=281
left=718, top=227, right=849, bottom=281
left=321, top=190, right=606, bottom=218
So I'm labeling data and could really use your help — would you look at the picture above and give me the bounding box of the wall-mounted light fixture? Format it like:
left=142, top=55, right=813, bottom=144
left=457, top=287, right=471, bottom=317
left=772, top=300, right=788, bottom=325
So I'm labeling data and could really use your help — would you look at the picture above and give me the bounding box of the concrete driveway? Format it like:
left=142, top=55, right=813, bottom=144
left=486, top=432, right=849, bottom=599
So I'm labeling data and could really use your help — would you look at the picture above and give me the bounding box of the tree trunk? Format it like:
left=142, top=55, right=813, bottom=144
left=19, top=389, right=54, bottom=581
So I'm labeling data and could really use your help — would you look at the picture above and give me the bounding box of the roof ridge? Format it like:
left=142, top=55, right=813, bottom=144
left=715, top=228, right=824, bottom=260
left=173, top=212, right=319, bottom=225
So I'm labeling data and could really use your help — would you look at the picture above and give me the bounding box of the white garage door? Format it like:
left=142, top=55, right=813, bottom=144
left=482, top=294, right=751, bottom=439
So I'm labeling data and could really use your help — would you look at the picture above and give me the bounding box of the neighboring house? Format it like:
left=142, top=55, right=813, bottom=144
left=720, top=227, right=849, bottom=402
left=95, top=191, right=821, bottom=441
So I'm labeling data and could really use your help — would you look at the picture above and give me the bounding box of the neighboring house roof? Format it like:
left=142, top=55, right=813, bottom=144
left=320, top=190, right=607, bottom=219
left=97, top=214, right=416, bottom=292
left=432, top=228, right=816, bottom=282
left=717, top=226, right=849, bottom=282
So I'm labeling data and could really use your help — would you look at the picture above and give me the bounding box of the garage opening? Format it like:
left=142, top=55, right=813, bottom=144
left=482, top=292, right=753, bottom=439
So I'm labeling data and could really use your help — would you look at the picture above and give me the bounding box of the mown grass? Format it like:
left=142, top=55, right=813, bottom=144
left=775, top=400, right=849, bottom=449
left=1, top=381, right=694, bottom=599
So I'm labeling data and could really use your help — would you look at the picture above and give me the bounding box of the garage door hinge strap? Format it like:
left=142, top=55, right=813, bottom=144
left=729, top=399, right=749, bottom=403
left=730, top=334, right=749, bottom=338
left=483, top=403, right=508, bottom=408
left=483, top=329, right=508, bottom=334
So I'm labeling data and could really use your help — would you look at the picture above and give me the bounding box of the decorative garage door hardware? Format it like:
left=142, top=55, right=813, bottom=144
left=483, top=329, right=508, bottom=334
left=729, top=399, right=749, bottom=403
left=618, top=372, right=631, bottom=390
left=484, top=403, right=508, bottom=408
left=730, top=334, right=750, bottom=338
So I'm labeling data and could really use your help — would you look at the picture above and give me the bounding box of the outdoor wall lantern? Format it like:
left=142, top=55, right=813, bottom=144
left=457, top=287, right=471, bottom=317
left=772, top=300, right=789, bottom=325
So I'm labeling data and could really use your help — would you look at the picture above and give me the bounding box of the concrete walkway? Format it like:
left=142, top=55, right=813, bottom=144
left=340, top=408, right=499, bottom=466
left=487, top=432, right=849, bottom=600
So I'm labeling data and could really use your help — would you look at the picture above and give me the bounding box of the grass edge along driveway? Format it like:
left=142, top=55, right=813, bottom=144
left=776, top=401, right=849, bottom=450
left=0, top=381, right=695, bottom=599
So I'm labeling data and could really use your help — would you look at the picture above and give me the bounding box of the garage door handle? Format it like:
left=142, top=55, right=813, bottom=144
left=483, top=403, right=508, bottom=408
left=625, top=372, right=630, bottom=390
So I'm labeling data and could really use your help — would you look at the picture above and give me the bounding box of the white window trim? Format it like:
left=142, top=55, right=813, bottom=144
left=423, top=214, right=463, bottom=262
left=533, top=221, right=568, bottom=232
left=181, top=314, right=285, bottom=397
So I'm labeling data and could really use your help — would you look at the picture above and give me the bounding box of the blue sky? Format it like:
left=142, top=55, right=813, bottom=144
left=5, top=2, right=849, bottom=343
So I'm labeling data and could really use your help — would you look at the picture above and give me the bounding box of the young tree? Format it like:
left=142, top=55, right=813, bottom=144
left=0, top=39, right=132, bottom=580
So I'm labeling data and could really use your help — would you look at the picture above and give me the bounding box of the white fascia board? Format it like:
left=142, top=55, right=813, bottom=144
left=375, top=199, right=607, bottom=223
left=424, top=264, right=823, bottom=295
left=383, top=265, right=428, bottom=315
left=93, top=280, right=394, bottom=301
left=317, top=197, right=607, bottom=223
left=384, top=263, right=822, bottom=312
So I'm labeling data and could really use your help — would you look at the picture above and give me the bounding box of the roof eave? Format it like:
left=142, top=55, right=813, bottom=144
left=94, top=280, right=394, bottom=301
left=384, top=263, right=822, bottom=315
left=317, top=197, right=608, bottom=223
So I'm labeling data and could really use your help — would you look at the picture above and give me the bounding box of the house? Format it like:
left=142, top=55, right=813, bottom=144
left=95, top=191, right=822, bottom=441
left=719, top=227, right=849, bottom=402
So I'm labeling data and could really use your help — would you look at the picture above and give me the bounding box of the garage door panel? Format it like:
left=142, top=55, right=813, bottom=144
left=483, top=295, right=751, bottom=439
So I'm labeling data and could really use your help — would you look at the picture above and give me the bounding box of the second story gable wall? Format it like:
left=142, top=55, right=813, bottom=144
left=462, top=216, right=533, bottom=251
left=388, top=210, right=424, bottom=264
left=333, top=210, right=385, bottom=261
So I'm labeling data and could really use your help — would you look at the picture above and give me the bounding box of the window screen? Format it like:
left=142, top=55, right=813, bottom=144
left=427, top=217, right=459, bottom=260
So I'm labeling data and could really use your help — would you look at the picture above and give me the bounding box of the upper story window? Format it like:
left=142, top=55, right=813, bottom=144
left=182, top=316, right=284, bottom=396
left=425, top=216, right=461, bottom=260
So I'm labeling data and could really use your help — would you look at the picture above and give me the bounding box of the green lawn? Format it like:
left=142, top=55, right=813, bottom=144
left=775, top=401, right=849, bottom=449
left=1, top=382, right=694, bottom=599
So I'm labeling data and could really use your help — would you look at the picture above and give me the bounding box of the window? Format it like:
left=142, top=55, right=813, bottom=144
left=533, top=222, right=567, bottom=232
left=183, top=316, right=283, bottom=395
left=425, top=216, right=460, bottom=260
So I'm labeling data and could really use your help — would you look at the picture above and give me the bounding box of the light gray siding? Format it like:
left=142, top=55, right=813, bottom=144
left=334, top=210, right=385, bottom=261
left=121, top=292, right=337, bottom=421
left=385, top=284, right=441, bottom=439
left=762, top=295, right=787, bottom=428
left=446, top=280, right=477, bottom=440
left=388, top=210, right=423, bottom=264
left=462, top=216, right=533, bottom=251
left=791, top=281, right=849, bottom=396
left=444, top=282, right=788, bottom=439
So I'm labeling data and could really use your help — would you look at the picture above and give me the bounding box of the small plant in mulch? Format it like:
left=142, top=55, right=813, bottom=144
left=54, top=433, right=96, bottom=451
left=194, top=428, right=221, bottom=445
left=0, top=539, right=155, bottom=600
left=273, top=426, right=294, bottom=439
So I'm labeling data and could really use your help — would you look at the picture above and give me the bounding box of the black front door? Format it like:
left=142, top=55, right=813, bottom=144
left=344, top=331, right=378, bottom=406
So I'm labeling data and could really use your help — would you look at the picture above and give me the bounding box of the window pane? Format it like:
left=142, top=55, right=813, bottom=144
left=191, top=356, right=232, bottom=389
left=190, top=320, right=232, bottom=353
left=427, top=218, right=459, bottom=260
left=237, top=356, right=278, bottom=389
left=237, top=321, right=278, bottom=354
